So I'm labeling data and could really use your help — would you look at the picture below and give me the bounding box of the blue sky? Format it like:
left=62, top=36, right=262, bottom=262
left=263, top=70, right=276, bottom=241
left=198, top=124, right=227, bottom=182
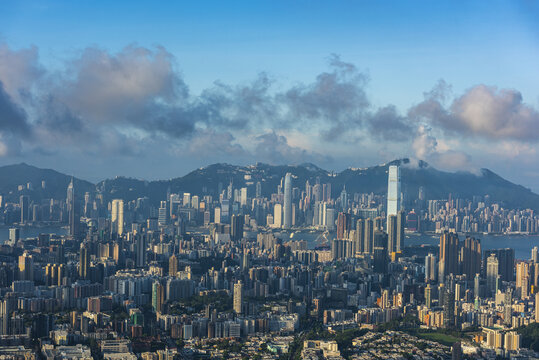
left=1, top=1, right=539, bottom=191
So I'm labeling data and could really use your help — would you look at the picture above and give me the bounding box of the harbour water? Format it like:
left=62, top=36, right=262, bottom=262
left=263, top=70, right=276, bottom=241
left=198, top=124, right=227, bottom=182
left=5, top=226, right=539, bottom=260
left=274, top=230, right=539, bottom=260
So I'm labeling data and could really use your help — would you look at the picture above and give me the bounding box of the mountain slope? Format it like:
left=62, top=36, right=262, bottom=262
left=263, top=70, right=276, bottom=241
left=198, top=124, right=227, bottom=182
left=0, top=163, right=94, bottom=202
left=0, top=160, right=537, bottom=211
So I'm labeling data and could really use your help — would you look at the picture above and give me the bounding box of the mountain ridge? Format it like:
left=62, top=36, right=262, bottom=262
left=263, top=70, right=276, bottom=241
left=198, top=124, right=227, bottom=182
left=0, top=160, right=536, bottom=211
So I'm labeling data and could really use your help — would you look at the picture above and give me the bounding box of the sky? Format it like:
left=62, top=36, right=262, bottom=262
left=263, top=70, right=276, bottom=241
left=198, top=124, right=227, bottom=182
left=1, top=1, right=539, bottom=191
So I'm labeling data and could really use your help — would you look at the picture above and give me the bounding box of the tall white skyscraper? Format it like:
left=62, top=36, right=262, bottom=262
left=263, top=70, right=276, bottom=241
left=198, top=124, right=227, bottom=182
left=233, top=280, right=243, bottom=314
left=387, top=165, right=401, bottom=223
left=273, top=204, right=282, bottom=228
left=283, top=173, right=292, bottom=228
left=111, top=199, right=124, bottom=235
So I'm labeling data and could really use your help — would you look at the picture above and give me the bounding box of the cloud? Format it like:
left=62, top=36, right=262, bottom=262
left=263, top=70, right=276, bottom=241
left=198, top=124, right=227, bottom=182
left=367, top=105, right=413, bottom=141
left=254, top=131, right=331, bottom=165
left=2, top=42, right=537, bottom=179
left=411, top=125, right=476, bottom=173
left=431, top=151, right=475, bottom=173
left=410, top=82, right=539, bottom=141
left=0, top=43, right=43, bottom=104
left=185, top=72, right=276, bottom=131
left=281, top=54, right=369, bottom=139
left=0, top=82, right=31, bottom=135
left=411, top=125, right=437, bottom=159
left=186, top=129, right=246, bottom=158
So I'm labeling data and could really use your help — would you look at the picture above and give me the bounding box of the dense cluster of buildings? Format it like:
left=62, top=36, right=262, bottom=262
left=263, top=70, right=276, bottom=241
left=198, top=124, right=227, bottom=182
left=0, top=166, right=538, bottom=358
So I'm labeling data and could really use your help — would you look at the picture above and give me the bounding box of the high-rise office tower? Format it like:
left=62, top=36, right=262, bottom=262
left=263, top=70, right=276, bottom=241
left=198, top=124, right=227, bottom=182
left=136, top=235, right=146, bottom=268
left=483, top=249, right=515, bottom=282
left=9, top=228, right=19, bottom=245
left=535, top=292, right=539, bottom=322
left=231, top=215, right=244, bottom=242
left=396, top=210, right=405, bottom=252
left=355, top=219, right=365, bottom=254
left=516, top=262, right=530, bottom=299
left=152, top=281, right=165, bottom=313
left=331, top=239, right=352, bottom=260
left=169, top=254, right=178, bottom=277
left=79, top=243, right=89, bottom=279
left=158, top=200, right=169, bottom=226
left=19, top=195, right=29, bottom=224
left=66, top=178, right=79, bottom=237
left=532, top=246, right=539, bottom=263
left=18, top=251, right=33, bottom=281
left=387, top=215, right=397, bottom=254
left=373, top=231, right=388, bottom=274
left=283, top=173, right=292, bottom=228
left=233, top=281, right=243, bottom=314
left=255, top=181, right=262, bottom=198
left=425, top=253, right=437, bottom=282
left=386, top=165, right=401, bottom=223
left=460, top=237, right=481, bottom=279
left=273, top=204, right=282, bottom=228
left=336, top=212, right=351, bottom=240
left=439, top=232, right=459, bottom=282
left=111, top=199, right=124, bottom=236
left=425, top=284, right=432, bottom=308
left=442, top=287, right=455, bottom=329
left=364, top=218, right=374, bottom=254
left=486, top=254, right=499, bottom=296
left=240, top=188, right=248, bottom=207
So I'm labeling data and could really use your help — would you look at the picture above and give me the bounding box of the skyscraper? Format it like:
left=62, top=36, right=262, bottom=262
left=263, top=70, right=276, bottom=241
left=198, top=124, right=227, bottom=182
left=364, top=218, right=374, bottom=254
left=396, top=210, right=405, bottom=252
left=19, top=195, right=29, bottom=224
left=152, top=281, right=165, bottom=313
left=273, top=204, right=282, bottom=228
left=386, top=165, right=401, bottom=223
left=425, top=253, right=437, bottom=282
left=355, top=219, right=365, bottom=254
left=231, top=215, right=244, bottom=242
left=233, top=281, right=243, bottom=314
left=18, top=251, right=33, bottom=281
left=439, top=232, right=459, bottom=282
left=516, top=262, right=530, bottom=299
left=135, top=235, right=146, bottom=268
left=66, top=178, right=78, bottom=237
left=425, top=284, right=432, bottom=308
left=460, top=237, right=481, bottom=279
left=373, top=230, right=388, bottom=274
left=486, top=254, right=499, bottom=296
left=387, top=215, right=397, bottom=254
left=283, top=173, right=292, bottom=228
left=483, top=248, right=515, bottom=282
left=336, top=212, right=351, bottom=240
left=79, top=243, right=89, bottom=279
left=169, top=254, right=178, bottom=277
left=111, top=199, right=124, bottom=236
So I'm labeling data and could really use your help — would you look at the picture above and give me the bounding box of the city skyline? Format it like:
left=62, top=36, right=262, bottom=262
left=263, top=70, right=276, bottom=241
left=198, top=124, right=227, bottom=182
left=0, top=1, right=539, bottom=193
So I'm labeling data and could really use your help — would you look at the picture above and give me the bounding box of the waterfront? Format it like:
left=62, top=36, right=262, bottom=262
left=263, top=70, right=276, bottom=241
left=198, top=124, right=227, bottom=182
left=272, top=230, right=539, bottom=260
left=0, top=225, right=67, bottom=243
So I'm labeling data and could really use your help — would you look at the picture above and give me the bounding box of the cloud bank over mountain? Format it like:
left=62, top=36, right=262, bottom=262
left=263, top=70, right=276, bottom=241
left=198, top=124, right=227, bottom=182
left=0, top=43, right=538, bottom=189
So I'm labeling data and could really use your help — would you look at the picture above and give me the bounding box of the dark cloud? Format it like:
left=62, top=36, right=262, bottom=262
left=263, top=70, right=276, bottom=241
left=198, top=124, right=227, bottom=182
left=0, top=81, right=31, bottom=135
left=367, top=105, right=413, bottom=141
left=185, top=72, right=276, bottom=131
left=281, top=54, right=369, bottom=139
